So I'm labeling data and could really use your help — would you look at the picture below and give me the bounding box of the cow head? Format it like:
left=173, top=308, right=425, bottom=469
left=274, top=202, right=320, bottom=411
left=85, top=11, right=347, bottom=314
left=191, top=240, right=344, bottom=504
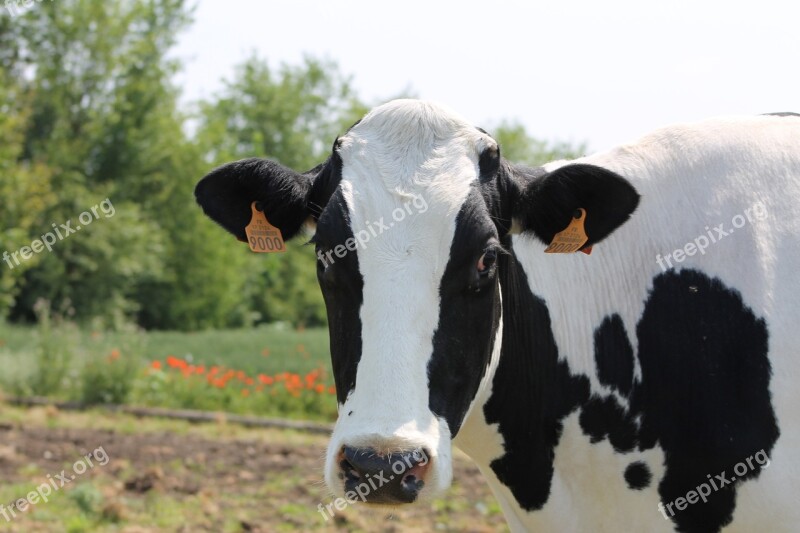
left=195, top=100, right=639, bottom=505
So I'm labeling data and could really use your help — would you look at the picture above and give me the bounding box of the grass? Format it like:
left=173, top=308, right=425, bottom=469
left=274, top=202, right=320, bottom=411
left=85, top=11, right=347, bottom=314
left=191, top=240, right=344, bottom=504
left=0, top=321, right=330, bottom=376
left=0, top=405, right=508, bottom=532
left=0, top=320, right=337, bottom=421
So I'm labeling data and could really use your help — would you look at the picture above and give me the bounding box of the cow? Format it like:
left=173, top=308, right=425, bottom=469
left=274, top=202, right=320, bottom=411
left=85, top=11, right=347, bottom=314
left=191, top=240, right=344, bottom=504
left=194, top=100, right=800, bottom=532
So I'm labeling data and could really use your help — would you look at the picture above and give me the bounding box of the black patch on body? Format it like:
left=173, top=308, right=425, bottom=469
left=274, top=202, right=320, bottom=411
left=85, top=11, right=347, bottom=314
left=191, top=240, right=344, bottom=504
left=482, top=244, right=590, bottom=511
left=630, top=269, right=778, bottom=532
left=594, top=314, right=635, bottom=396
left=428, top=188, right=502, bottom=436
left=485, top=263, right=778, bottom=530
left=578, top=395, right=637, bottom=453
left=624, top=461, right=651, bottom=490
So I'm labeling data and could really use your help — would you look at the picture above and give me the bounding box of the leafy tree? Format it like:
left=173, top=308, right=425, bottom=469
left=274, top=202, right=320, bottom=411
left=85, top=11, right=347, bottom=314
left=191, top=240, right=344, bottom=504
left=0, top=0, right=589, bottom=331
left=2, top=0, right=191, bottom=327
left=195, top=55, right=368, bottom=328
left=491, top=119, right=587, bottom=166
left=197, top=55, right=365, bottom=169
left=0, top=62, right=56, bottom=316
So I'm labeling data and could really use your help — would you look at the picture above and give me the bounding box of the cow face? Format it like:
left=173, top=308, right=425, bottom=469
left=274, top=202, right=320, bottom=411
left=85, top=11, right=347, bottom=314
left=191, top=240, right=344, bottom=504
left=195, top=99, right=639, bottom=505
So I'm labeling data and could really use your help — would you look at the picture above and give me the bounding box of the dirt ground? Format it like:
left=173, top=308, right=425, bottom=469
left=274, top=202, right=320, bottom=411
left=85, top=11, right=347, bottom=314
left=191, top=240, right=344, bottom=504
left=0, top=406, right=508, bottom=532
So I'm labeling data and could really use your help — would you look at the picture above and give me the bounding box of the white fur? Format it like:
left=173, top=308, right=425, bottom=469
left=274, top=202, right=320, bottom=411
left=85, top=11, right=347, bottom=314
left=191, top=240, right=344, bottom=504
left=324, top=100, right=498, bottom=497
left=460, top=113, right=800, bottom=531
left=323, top=102, right=800, bottom=531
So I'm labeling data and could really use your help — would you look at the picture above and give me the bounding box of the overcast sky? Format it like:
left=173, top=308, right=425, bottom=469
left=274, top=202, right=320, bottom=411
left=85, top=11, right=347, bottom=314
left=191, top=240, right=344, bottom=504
left=174, top=0, right=799, bottom=153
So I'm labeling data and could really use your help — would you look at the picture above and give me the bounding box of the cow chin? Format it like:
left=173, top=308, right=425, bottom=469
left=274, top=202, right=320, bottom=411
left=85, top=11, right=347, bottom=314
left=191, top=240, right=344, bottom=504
left=323, top=413, right=454, bottom=506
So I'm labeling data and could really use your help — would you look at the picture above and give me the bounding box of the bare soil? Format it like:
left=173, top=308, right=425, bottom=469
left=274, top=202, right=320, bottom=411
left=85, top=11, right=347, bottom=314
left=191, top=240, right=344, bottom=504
left=0, top=406, right=508, bottom=532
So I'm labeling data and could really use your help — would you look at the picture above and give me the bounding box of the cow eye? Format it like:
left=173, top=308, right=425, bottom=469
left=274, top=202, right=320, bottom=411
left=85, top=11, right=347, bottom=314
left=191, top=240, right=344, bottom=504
left=477, top=249, right=497, bottom=276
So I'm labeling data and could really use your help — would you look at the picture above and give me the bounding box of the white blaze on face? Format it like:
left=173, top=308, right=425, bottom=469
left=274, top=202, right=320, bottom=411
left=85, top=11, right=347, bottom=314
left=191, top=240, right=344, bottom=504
left=323, top=100, right=499, bottom=497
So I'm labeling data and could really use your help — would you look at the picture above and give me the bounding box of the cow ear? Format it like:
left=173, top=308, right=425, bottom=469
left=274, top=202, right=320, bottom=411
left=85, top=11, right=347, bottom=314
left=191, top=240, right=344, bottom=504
left=513, top=163, right=640, bottom=247
left=195, top=158, right=327, bottom=242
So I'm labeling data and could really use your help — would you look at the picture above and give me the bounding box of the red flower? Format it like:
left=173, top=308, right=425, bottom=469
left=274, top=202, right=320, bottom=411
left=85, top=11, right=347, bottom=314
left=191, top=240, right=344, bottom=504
left=166, top=355, right=187, bottom=369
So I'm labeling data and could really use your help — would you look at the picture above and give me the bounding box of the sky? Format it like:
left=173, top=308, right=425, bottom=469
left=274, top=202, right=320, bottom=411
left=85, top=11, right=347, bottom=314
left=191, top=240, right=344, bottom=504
left=174, top=0, right=799, bottom=153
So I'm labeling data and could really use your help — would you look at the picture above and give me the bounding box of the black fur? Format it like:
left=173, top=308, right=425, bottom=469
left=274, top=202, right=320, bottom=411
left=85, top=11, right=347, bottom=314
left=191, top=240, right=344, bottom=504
left=483, top=245, right=591, bottom=511
left=624, top=462, right=652, bottom=490
left=578, top=395, right=637, bottom=453
left=194, top=151, right=343, bottom=242
left=594, top=314, right=635, bottom=396
left=478, top=143, right=501, bottom=183
left=428, top=188, right=502, bottom=436
left=313, top=189, right=364, bottom=404
left=514, top=163, right=640, bottom=247
left=194, top=158, right=313, bottom=241
left=630, top=270, right=778, bottom=532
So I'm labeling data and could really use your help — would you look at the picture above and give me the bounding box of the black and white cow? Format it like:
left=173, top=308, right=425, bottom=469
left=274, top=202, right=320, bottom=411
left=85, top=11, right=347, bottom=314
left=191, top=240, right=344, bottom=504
left=195, top=100, right=799, bottom=532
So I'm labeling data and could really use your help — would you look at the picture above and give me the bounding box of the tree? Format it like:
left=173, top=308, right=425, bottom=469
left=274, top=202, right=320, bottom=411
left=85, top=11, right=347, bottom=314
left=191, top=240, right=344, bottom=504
left=0, top=0, right=589, bottom=331
left=491, top=119, right=587, bottom=167
left=195, top=55, right=368, bottom=328
left=2, top=0, right=191, bottom=326
left=0, top=57, right=56, bottom=316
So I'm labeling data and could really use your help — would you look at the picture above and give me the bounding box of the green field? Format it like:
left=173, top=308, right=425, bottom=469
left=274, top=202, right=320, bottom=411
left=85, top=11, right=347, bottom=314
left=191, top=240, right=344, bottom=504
left=0, top=322, right=330, bottom=376
left=0, top=322, right=337, bottom=421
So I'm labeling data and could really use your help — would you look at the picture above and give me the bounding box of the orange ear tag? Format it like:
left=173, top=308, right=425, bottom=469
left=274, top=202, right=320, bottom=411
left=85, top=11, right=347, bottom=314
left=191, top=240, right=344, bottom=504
left=544, top=208, right=591, bottom=254
left=244, top=202, right=286, bottom=253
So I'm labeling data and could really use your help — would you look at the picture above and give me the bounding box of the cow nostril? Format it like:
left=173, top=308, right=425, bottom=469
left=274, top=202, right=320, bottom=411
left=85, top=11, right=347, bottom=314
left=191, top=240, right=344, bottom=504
left=339, top=458, right=361, bottom=483
left=401, top=473, right=424, bottom=492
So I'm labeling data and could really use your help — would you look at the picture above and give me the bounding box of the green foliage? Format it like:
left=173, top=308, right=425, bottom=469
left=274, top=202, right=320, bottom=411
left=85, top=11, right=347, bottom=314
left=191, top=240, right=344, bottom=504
left=21, top=300, right=77, bottom=397
left=197, top=54, right=364, bottom=169
left=0, top=0, right=585, bottom=331
left=0, top=62, right=57, bottom=316
left=194, top=54, right=366, bottom=329
left=492, top=119, right=587, bottom=166
left=1, top=0, right=188, bottom=326
left=133, top=366, right=337, bottom=421
left=68, top=483, right=104, bottom=516
left=0, top=321, right=337, bottom=420
left=79, top=332, right=143, bottom=405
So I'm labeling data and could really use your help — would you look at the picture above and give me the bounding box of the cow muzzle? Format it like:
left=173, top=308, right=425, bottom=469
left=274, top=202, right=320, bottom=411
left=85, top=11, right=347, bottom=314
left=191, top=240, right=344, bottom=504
left=337, top=445, right=431, bottom=504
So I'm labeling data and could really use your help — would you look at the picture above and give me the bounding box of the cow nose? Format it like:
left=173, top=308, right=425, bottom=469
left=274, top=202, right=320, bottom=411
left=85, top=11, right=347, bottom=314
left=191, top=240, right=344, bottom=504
left=338, top=445, right=431, bottom=504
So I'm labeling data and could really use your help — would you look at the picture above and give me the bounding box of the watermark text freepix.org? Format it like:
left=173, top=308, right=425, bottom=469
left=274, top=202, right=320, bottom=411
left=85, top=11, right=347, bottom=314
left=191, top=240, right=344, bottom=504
left=316, top=194, right=428, bottom=268
left=0, top=446, right=110, bottom=522
left=657, top=449, right=770, bottom=520
left=318, top=448, right=429, bottom=521
left=655, top=201, right=767, bottom=271
left=2, top=198, right=115, bottom=271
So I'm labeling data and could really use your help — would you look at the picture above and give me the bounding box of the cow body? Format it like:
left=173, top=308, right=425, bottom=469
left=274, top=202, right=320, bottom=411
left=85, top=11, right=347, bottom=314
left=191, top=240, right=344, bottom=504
left=456, top=116, right=800, bottom=531
left=195, top=101, right=800, bottom=531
